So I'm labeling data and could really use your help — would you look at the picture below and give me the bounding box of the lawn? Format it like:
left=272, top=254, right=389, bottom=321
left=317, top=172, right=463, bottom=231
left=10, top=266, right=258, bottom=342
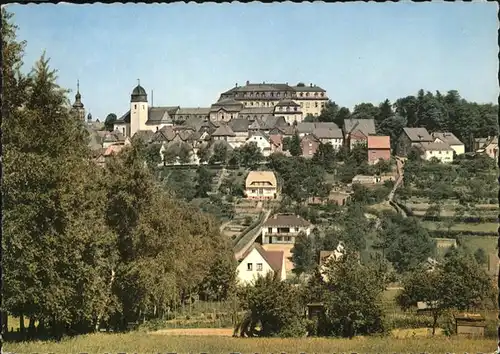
left=459, top=235, right=498, bottom=256
left=421, top=221, right=498, bottom=233
left=4, top=332, right=496, bottom=353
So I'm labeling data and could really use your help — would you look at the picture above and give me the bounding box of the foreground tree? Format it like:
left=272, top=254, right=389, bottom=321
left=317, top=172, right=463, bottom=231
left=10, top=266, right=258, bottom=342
left=235, top=273, right=306, bottom=337
left=306, top=251, right=386, bottom=337
left=397, top=249, right=494, bottom=335
left=291, top=232, right=316, bottom=277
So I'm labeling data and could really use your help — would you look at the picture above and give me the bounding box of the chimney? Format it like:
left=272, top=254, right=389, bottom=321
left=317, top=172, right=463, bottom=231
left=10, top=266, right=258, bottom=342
left=263, top=81, right=266, bottom=84
left=246, top=80, right=250, bottom=85
left=235, top=83, right=238, bottom=87
left=310, top=83, right=313, bottom=87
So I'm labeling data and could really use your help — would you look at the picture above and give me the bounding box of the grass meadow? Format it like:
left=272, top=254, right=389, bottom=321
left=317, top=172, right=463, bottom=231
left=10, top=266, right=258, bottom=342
left=4, top=332, right=497, bottom=353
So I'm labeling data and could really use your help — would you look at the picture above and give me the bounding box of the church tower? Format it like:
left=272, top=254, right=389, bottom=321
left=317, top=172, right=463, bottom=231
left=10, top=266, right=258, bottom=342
left=71, top=80, right=85, bottom=121
left=130, top=79, right=149, bottom=138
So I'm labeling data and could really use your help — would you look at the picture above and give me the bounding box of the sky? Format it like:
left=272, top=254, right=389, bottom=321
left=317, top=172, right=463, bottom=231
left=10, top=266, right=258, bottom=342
left=7, top=2, right=499, bottom=121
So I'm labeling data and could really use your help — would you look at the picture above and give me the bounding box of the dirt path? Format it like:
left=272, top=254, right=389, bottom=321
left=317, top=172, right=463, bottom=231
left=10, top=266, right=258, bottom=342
left=150, top=328, right=234, bottom=336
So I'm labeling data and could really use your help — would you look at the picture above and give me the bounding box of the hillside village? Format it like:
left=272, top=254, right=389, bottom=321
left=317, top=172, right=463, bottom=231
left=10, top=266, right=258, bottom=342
left=75, top=82, right=500, bottom=287
left=3, top=9, right=498, bottom=345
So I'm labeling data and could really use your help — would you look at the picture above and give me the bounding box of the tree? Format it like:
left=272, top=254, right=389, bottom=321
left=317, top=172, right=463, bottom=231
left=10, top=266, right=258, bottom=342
left=376, top=99, right=393, bottom=125
left=144, top=143, right=162, bottom=169
left=291, top=232, right=316, bottom=277
left=178, top=142, right=192, bottom=164
left=473, top=248, right=488, bottom=266
left=195, top=166, right=213, bottom=197
left=210, top=142, right=229, bottom=165
left=238, top=142, right=264, bottom=168
left=375, top=214, right=435, bottom=273
left=352, top=103, right=380, bottom=121
left=104, top=113, right=117, bottom=131
left=198, top=242, right=237, bottom=301
left=234, top=273, right=306, bottom=337
left=289, top=132, right=302, bottom=157
left=312, top=143, right=336, bottom=172
left=310, top=251, right=386, bottom=337
left=196, top=144, right=211, bottom=164
left=397, top=250, right=494, bottom=334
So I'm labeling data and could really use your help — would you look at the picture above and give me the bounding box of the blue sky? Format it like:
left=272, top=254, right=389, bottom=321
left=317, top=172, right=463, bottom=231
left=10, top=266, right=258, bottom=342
left=7, top=2, right=499, bottom=121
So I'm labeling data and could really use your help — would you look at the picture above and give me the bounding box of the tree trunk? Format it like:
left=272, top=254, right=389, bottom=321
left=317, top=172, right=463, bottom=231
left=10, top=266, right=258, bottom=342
left=28, top=317, right=36, bottom=339
left=431, top=312, right=439, bottom=335
left=19, top=313, right=25, bottom=335
left=1, top=311, right=8, bottom=335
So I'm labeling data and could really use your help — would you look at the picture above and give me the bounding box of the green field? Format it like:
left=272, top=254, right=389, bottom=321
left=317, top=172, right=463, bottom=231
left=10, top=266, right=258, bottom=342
left=459, top=236, right=498, bottom=256
left=4, top=332, right=496, bottom=353
left=421, top=221, right=498, bottom=233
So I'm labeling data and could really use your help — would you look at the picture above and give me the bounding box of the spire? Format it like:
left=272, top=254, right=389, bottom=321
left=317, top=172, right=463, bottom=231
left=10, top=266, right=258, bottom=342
left=73, top=79, right=84, bottom=108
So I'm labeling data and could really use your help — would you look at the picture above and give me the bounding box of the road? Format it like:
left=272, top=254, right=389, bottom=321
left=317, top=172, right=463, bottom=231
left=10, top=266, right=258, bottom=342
left=388, top=157, right=407, bottom=217
left=233, top=208, right=272, bottom=260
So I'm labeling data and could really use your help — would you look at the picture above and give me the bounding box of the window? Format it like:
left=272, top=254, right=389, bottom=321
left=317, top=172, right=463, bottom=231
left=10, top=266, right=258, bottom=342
left=300, top=92, right=303, bottom=97
left=285, top=236, right=291, bottom=242
left=134, top=104, right=137, bottom=110
left=142, top=105, right=145, bottom=110
left=256, top=263, right=263, bottom=271
left=268, top=227, right=272, bottom=233
left=315, top=102, right=318, bottom=108
left=321, top=93, right=325, bottom=97
left=278, top=237, right=283, bottom=241
left=295, top=227, right=299, bottom=232
left=306, top=102, right=310, bottom=108
left=247, top=263, right=253, bottom=271
left=306, top=93, right=309, bottom=97
left=294, top=107, right=298, bottom=112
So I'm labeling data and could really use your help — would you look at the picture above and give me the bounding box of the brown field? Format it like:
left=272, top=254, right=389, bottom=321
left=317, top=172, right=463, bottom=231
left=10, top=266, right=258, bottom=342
left=4, top=331, right=496, bottom=353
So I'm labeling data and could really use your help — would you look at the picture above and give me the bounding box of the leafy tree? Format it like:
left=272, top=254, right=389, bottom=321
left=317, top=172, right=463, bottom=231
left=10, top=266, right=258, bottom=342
left=198, top=242, right=237, bottom=301
left=375, top=214, right=435, bottom=273
left=210, top=142, right=229, bottom=164
left=195, top=166, right=213, bottom=197
left=376, top=99, right=393, bottom=125
left=474, top=248, right=488, bottom=266
left=309, top=251, right=386, bottom=337
left=163, top=144, right=179, bottom=164
left=196, top=144, right=211, bottom=164
left=178, top=142, right=192, bottom=164
left=291, top=232, right=316, bottom=277
left=312, top=142, right=336, bottom=172
left=238, top=142, right=264, bottom=168
left=377, top=115, right=406, bottom=151
left=104, top=113, right=117, bottom=131
left=144, top=143, right=162, bottom=169
left=397, top=250, right=494, bottom=334
left=289, top=132, right=302, bottom=157
left=352, top=103, right=380, bottom=121
left=235, top=273, right=306, bottom=337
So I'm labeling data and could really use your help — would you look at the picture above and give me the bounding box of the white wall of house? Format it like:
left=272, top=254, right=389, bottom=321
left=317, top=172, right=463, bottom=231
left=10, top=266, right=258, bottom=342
left=245, top=186, right=276, bottom=199
left=246, top=135, right=272, bottom=155
left=423, top=149, right=454, bottom=163
left=320, top=138, right=343, bottom=150
left=113, top=122, right=130, bottom=138
left=261, top=225, right=312, bottom=244
left=236, top=248, right=275, bottom=285
left=434, top=138, right=464, bottom=155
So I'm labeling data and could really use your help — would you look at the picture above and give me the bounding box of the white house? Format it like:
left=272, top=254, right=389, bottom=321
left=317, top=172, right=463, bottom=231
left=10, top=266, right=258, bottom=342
left=246, top=131, right=272, bottom=156
left=319, top=242, right=346, bottom=281
left=245, top=171, right=278, bottom=200
left=417, top=142, right=454, bottom=163
left=236, top=243, right=286, bottom=285
left=261, top=214, right=312, bottom=245
left=312, top=127, right=344, bottom=150
left=432, top=132, right=465, bottom=156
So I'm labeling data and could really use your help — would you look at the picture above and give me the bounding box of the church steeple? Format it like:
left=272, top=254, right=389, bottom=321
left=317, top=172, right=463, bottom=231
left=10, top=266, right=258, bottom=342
left=71, top=80, right=85, bottom=121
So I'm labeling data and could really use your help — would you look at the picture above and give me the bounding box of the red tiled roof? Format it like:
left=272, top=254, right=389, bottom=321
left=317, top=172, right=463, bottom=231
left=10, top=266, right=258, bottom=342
left=368, top=135, right=391, bottom=149
left=269, top=134, right=283, bottom=147
left=239, top=243, right=284, bottom=273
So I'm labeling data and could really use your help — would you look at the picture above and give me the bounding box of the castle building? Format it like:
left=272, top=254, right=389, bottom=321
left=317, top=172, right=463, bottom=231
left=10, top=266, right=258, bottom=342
left=217, top=81, right=329, bottom=120
left=71, top=80, right=86, bottom=121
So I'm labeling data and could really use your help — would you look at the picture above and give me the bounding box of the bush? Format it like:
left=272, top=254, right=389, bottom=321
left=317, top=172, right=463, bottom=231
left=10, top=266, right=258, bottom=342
left=384, top=313, right=434, bottom=330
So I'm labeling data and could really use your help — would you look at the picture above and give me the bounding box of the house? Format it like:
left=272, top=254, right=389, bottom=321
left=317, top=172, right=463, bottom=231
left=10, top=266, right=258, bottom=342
left=416, top=142, right=454, bottom=163
left=269, top=134, right=283, bottom=153
left=319, top=242, right=346, bottom=281
left=261, top=214, right=312, bottom=245
left=94, top=144, right=126, bottom=167
left=367, top=136, right=391, bottom=164
left=300, top=134, right=321, bottom=158
left=343, top=118, right=376, bottom=149
left=454, top=313, right=486, bottom=337
left=474, top=137, right=491, bottom=151
left=477, top=136, right=498, bottom=159
left=228, top=118, right=250, bottom=148
left=352, top=175, right=377, bottom=185
left=245, top=171, right=278, bottom=200
left=236, top=243, right=286, bottom=285
left=432, top=132, right=465, bottom=156
left=246, top=131, right=273, bottom=156
left=312, top=127, right=344, bottom=150
left=211, top=123, right=236, bottom=145
left=396, top=127, right=433, bottom=156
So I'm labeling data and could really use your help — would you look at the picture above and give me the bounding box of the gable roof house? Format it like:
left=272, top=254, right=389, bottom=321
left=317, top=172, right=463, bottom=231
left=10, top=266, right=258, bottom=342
left=367, top=135, right=391, bottom=165
left=477, top=136, right=498, bottom=159
left=319, top=242, right=346, bottom=281
left=209, top=99, right=245, bottom=122
left=312, top=126, right=344, bottom=150
left=261, top=214, right=312, bottom=245
left=396, top=127, right=434, bottom=157
left=245, top=171, right=278, bottom=200
left=343, top=118, right=376, bottom=149
left=211, top=123, right=236, bottom=143
left=246, top=130, right=273, bottom=156
left=300, top=133, right=321, bottom=158
left=236, top=243, right=286, bottom=285
left=416, top=142, right=454, bottom=163
left=432, top=132, right=465, bottom=156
